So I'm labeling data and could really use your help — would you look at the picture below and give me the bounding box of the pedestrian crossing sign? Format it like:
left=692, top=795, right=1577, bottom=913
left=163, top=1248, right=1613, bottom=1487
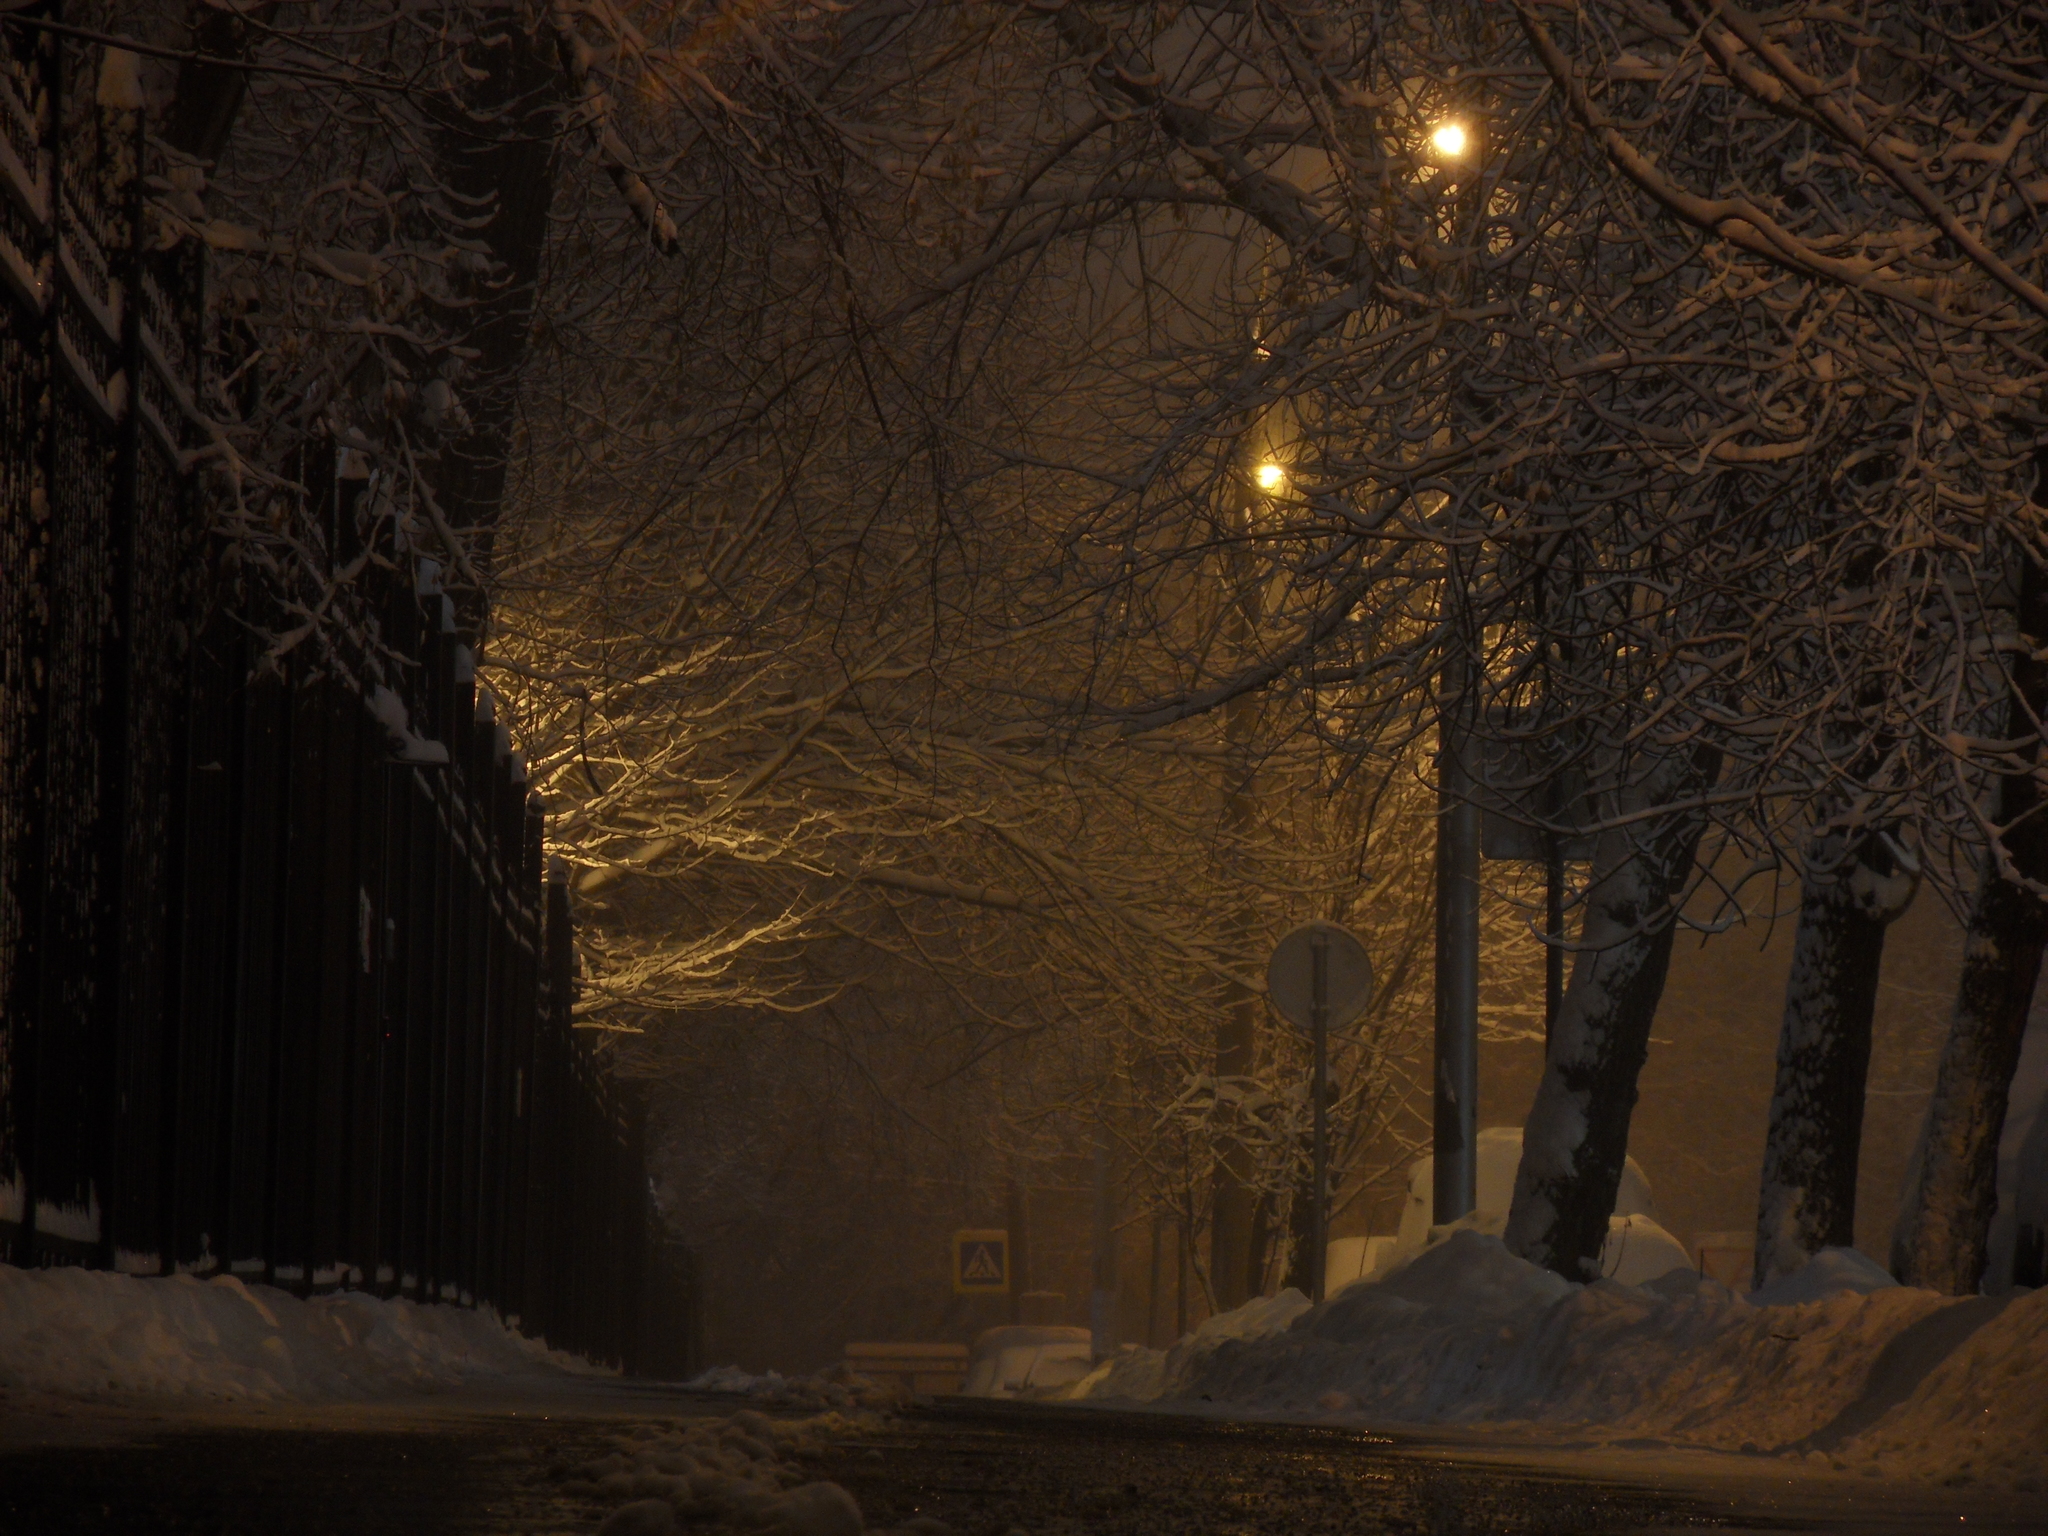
left=952, top=1229, right=1009, bottom=1294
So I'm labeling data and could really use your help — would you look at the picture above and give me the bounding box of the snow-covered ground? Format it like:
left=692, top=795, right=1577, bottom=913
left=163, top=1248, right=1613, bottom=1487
left=0, top=1263, right=599, bottom=1402
left=568, top=1408, right=879, bottom=1536
left=1064, top=1232, right=2047, bottom=1491
left=681, top=1364, right=901, bottom=1413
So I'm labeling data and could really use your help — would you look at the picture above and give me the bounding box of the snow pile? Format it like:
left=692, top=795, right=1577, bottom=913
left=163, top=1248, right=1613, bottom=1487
left=1387, top=1130, right=1661, bottom=1264
left=683, top=1363, right=900, bottom=1413
left=1376, top=1130, right=1691, bottom=1290
left=1748, top=1245, right=1897, bottom=1307
left=572, top=1407, right=942, bottom=1536
left=1063, top=1286, right=1312, bottom=1402
left=1598, top=1214, right=1696, bottom=1287
left=1384, top=1205, right=1694, bottom=1290
left=1072, top=1231, right=2048, bottom=1489
left=1840, top=1289, right=2048, bottom=1491
left=0, top=1264, right=595, bottom=1401
left=1199, top=1286, right=1316, bottom=1341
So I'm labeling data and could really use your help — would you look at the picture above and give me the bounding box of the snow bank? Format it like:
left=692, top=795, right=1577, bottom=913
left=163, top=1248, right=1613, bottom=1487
left=1842, top=1288, right=2048, bottom=1491
left=1072, top=1232, right=2048, bottom=1489
left=1748, top=1245, right=1897, bottom=1307
left=1371, top=1129, right=1691, bottom=1290
left=0, top=1265, right=596, bottom=1402
left=1062, top=1286, right=1312, bottom=1403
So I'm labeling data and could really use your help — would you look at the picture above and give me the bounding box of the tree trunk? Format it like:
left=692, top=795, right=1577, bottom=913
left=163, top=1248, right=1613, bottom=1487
left=1892, top=535, right=2048, bottom=1293
left=2013, top=1104, right=2048, bottom=1288
left=1242, top=1188, right=1274, bottom=1301
left=427, top=7, right=559, bottom=628
left=1753, top=833, right=1918, bottom=1289
left=1209, top=522, right=1263, bottom=1311
left=1090, top=1131, right=1119, bottom=1354
left=1504, top=747, right=1715, bottom=1280
left=1891, top=866, right=2048, bottom=1292
left=1208, top=978, right=1258, bottom=1311
left=164, top=5, right=280, bottom=166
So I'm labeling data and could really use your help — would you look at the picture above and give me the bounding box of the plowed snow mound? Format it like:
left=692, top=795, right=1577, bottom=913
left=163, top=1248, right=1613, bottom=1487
left=1844, top=1287, right=2048, bottom=1490
left=0, top=1264, right=599, bottom=1401
left=1075, top=1231, right=2045, bottom=1490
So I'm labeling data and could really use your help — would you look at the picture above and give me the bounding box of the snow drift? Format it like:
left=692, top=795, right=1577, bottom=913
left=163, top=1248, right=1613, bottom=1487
left=1066, top=1286, right=1314, bottom=1403
left=0, top=1264, right=597, bottom=1401
left=1071, top=1232, right=2048, bottom=1490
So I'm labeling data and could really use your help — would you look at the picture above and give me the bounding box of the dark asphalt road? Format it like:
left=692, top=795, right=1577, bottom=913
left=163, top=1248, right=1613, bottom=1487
left=0, top=1387, right=2037, bottom=1536
left=827, top=1402, right=1730, bottom=1536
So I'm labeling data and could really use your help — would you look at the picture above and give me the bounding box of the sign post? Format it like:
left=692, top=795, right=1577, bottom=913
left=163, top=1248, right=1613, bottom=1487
left=1266, top=922, right=1374, bottom=1304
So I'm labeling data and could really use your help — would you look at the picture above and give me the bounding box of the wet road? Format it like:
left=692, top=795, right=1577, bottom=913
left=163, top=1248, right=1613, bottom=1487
left=0, top=1386, right=2038, bottom=1536
left=832, top=1403, right=1728, bottom=1536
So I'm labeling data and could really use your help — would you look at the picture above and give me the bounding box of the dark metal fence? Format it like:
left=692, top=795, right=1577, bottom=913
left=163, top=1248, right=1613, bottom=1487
left=0, top=13, right=689, bottom=1373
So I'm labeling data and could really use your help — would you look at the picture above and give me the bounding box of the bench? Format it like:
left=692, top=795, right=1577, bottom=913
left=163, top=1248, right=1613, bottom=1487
left=843, top=1341, right=968, bottom=1395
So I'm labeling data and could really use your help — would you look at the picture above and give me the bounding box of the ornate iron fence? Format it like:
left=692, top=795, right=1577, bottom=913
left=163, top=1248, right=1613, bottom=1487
left=0, top=11, right=686, bottom=1373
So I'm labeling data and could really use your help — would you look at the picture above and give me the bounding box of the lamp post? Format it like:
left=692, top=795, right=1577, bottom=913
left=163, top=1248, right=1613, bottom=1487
left=1427, top=112, right=1481, bottom=1229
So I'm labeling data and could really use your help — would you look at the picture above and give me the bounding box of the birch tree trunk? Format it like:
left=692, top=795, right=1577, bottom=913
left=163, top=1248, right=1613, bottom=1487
left=1893, top=544, right=2048, bottom=1291
left=1503, top=747, right=1716, bottom=1280
left=1753, top=833, right=1918, bottom=1289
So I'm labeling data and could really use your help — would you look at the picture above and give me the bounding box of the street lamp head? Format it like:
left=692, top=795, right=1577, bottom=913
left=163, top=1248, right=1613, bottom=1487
left=1255, top=462, right=1286, bottom=491
left=1430, top=120, right=1469, bottom=160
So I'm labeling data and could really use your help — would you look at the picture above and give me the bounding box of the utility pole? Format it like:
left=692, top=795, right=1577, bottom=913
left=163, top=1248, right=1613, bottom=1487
left=1005, top=1177, right=1030, bottom=1325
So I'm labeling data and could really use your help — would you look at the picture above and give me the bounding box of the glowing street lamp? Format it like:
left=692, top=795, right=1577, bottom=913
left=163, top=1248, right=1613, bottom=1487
left=1255, top=461, right=1286, bottom=492
left=1430, top=120, right=1469, bottom=161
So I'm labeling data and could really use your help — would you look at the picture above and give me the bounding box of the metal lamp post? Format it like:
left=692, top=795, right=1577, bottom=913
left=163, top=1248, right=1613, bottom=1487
left=1429, top=109, right=1482, bottom=1229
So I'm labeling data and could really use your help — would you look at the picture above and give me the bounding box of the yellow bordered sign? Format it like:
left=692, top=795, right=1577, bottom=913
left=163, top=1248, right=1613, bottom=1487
left=952, top=1228, right=1009, bottom=1294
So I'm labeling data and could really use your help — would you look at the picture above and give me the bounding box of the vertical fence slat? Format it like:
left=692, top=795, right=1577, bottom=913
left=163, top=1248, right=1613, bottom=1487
left=0, top=17, right=54, bottom=1270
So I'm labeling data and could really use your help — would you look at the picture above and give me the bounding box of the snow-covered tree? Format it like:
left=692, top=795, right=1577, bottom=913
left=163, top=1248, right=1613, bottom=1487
left=1511, top=0, right=2048, bottom=1291
left=128, top=0, right=2048, bottom=1299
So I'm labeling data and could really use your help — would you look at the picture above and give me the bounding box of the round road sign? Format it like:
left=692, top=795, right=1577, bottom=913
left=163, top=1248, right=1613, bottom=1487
left=1266, top=921, right=1374, bottom=1031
